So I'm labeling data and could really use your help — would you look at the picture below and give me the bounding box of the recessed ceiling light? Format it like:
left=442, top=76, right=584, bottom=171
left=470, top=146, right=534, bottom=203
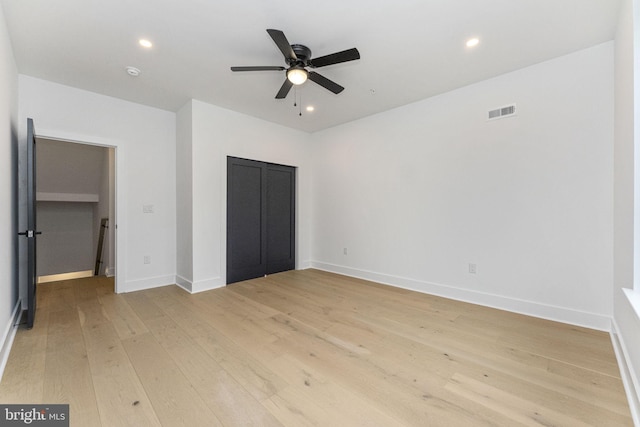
left=466, top=38, right=480, bottom=48
left=139, top=39, right=153, bottom=48
left=126, top=66, right=141, bottom=77
left=306, top=106, right=315, bottom=112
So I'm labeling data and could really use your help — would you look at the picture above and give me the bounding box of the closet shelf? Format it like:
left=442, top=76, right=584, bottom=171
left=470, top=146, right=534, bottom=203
left=36, top=192, right=99, bottom=202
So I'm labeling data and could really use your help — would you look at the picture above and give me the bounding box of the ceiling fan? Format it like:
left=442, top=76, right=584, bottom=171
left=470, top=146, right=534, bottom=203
left=231, top=29, right=360, bottom=99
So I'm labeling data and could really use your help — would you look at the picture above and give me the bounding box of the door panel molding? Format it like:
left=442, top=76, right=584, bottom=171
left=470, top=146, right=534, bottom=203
left=227, top=157, right=296, bottom=284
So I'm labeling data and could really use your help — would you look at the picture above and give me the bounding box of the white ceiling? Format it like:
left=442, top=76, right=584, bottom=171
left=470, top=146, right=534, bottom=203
left=1, top=0, right=622, bottom=133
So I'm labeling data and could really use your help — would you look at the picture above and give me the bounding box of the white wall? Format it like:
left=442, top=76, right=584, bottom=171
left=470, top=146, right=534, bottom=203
left=37, top=201, right=95, bottom=275
left=0, top=2, right=20, bottom=368
left=18, top=75, right=176, bottom=293
left=613, top=0, right=640, bottom=420
left=176, top=100, right=311, bottom=292
left=176, top=102, right=193, bottom=284
left=311, top=42, right=614, bottom=330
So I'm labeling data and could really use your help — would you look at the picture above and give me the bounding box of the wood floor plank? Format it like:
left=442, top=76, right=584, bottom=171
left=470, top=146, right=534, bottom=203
left=121, top=332, right=224, bottom=427
left=233, top=271, right=633, bottom=426
left=176, top=290, right=283, bottom=361
left=205, top=287, right=281, bottom=319
left=145, top=289, right=289, bottom=402
left=43, top=309, right=101, bottom=426
left=0, top=311, right=49, bottom=403
left=261, top=394, right=319, bottom=427
left=356, top=305, right=631, bottom=419
left=77, top=300, right=162, bottom=427
left=136, top=311, right=283, bottom=427
left=0, top=271, right=632, bottom=426
left=229, top=278, right=335, bottom=332
left=266, top=354, right=406, bottom=427
left=39, top=280, right=76, bottom=313
left=97, top=293, right=149, bottom=340
left=263, top=313, right=500, bottom=426
left=445, top=372, right=594, bottom=427
left=452, top=366, right=633, bottom=426
left=496, top=327, right=621, bottom=377
left=122, top=291, right=166, bottom=321
left=72, top=277, right=99, bottom=304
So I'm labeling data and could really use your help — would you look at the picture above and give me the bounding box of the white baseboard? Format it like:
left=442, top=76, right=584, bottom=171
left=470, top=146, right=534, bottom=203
left=0, top=302, right=22, bottom=383
left=175, top=275, right=192, bottom=293
left=310, top=262, right=611, bottom=331
left=175, top=275, right=225, bottom=294
left=611, top=319, right=640, bottom=426
left=105, top=266, right=115, bottom=278
left=121, top=275, right=176, bottom=293
left=298, top=260, right=312, bottom=270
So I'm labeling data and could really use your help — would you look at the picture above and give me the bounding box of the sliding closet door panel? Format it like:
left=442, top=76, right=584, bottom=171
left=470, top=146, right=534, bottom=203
left=227, top=157, right=296, bottom=284
left=266, top=165, right=295, bottom=274
left=227, top=158, right=267, bottom=284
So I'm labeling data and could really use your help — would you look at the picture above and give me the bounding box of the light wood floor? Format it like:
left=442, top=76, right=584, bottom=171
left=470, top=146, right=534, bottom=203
left=0, top=269, right=632, bottom=426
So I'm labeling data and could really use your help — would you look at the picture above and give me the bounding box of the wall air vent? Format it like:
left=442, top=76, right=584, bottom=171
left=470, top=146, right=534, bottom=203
left=488, top=104, right=516, bottom=121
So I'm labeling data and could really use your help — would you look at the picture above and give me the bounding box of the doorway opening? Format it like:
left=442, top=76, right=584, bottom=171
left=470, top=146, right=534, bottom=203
left=35, top=138, right=116, bottom=289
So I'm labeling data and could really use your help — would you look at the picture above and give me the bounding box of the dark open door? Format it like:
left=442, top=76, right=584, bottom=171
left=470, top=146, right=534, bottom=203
left=20, top=118, right=39, bottom=328
left=227, top=157, right=295, bottom=284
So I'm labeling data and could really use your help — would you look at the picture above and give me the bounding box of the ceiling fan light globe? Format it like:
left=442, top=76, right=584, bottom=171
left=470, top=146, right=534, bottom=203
left=287, top=68, right=308, bottom=85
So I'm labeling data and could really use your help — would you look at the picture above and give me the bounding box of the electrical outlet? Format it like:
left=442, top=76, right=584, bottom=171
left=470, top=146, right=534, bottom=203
left=343, top=248, right=348, bottom=255
left=144, top=255, right=151, bottom=265
left=469, top=263, right=477, bottom=274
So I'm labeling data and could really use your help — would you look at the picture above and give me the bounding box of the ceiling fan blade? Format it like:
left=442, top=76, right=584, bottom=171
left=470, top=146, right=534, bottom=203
left=310, top=48, right=360, bottom=68
left=275, top=79, right=294, bottom=99
left=308, top=72, right=344, bottom=94
left=267, top=29, right=297, bottom=62
left=231, top=66, right=286, bottom=72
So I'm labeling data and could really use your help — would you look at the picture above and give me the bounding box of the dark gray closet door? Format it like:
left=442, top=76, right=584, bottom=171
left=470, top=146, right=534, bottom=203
left=266, top=163, right=295, bottom=275
left=227, top=157, right=267, bottom=284
left=227, top=157, right=295, bottom=284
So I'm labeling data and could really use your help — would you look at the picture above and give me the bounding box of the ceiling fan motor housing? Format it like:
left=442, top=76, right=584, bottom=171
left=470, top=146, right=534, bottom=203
left=290, top=44, right=312, bottom=66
